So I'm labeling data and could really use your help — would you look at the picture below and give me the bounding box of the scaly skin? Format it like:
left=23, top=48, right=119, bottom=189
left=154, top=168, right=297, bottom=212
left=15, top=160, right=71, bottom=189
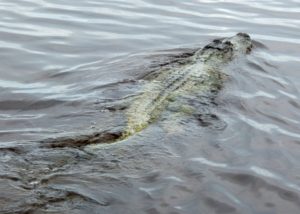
left=43, top=33, right=252, bottom=148
left=121, top=33, right=252, bottom=140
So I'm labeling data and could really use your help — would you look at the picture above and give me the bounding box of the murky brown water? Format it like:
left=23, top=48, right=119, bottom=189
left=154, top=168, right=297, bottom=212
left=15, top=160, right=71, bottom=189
left=1, top=0, right=300, bottom=213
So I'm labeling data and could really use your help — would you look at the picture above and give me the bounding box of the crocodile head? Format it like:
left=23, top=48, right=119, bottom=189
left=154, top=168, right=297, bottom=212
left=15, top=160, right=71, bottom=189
left=224, top=33, right=252, bottom=55
left=197, top=33, right=252, bottom=64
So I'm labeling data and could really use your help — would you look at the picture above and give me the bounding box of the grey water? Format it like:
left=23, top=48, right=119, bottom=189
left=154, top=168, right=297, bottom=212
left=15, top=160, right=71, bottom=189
left=1, top=0, right=300, bottom=213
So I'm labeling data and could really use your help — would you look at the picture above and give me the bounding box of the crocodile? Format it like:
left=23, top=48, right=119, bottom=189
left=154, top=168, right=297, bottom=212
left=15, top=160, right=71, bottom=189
left=43, top=33, right=253, bottom=148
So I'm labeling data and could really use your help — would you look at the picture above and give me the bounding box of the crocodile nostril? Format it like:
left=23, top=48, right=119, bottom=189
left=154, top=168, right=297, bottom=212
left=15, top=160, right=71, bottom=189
left=213, top=39, right=222, bottom=44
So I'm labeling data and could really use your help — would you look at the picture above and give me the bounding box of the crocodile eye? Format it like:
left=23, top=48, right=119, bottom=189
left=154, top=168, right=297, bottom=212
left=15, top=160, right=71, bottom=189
left=224, top=41, right=232, bottom=46
left=213, top=39, right=222, bottom=44
left=203, top=44, right=215, bottom=50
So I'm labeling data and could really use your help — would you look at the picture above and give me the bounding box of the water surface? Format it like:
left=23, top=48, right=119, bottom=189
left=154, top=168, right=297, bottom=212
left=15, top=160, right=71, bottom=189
left=1, top=0, right=300, bottom=213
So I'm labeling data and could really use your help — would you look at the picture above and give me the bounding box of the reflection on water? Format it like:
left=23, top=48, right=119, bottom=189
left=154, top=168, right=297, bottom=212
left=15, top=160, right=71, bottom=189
left=1, top=0, right=300, bottom=213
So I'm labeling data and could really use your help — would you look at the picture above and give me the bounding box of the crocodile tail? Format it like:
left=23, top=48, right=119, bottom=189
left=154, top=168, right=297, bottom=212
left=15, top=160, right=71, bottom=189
left=40, top=129, right=124, bottom=149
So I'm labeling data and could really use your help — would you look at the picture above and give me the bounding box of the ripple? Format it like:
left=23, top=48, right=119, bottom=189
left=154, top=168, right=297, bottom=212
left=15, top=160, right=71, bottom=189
left=1, top=0, right=300, bottom=213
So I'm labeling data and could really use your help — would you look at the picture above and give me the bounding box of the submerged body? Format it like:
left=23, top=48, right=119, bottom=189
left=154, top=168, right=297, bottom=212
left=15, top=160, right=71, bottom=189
left=44, top=33, right=253, bottom=148
left=123, top=62, right=222, bottom=138
left=122, top=33, right=252, bottom=139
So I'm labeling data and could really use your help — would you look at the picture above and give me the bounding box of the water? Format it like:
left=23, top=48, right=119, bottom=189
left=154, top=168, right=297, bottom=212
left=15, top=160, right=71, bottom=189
left=1, top=0, right=300, bottom=213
